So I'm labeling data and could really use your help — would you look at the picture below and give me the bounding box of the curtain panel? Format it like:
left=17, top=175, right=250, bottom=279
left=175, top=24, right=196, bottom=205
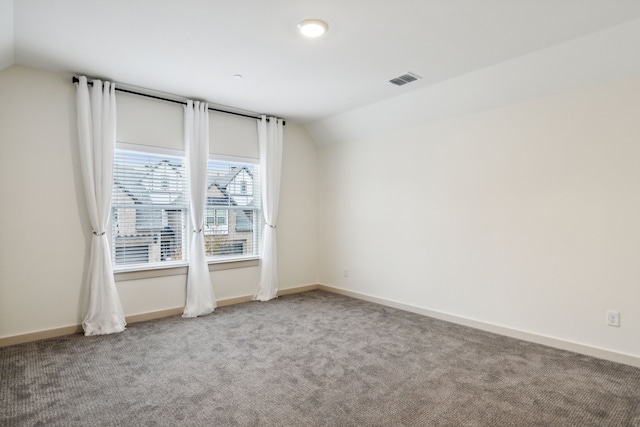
left=183, top=100, right=216, bottom=317
left=76, top=76, right=126, bottom=335
left=254, top=116, right=284, bottom=301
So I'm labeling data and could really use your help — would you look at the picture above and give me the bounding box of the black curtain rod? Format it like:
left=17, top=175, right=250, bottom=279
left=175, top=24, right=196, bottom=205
left=72, top=76, right=284, bottom=125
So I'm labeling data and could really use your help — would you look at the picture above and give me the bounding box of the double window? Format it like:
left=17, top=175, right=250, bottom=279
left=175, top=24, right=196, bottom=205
left=111, top=144, right=261, bottom=269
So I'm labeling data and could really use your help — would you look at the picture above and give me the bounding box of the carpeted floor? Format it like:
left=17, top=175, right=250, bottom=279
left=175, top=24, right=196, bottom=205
left=1, top=290, right=639, bottom=426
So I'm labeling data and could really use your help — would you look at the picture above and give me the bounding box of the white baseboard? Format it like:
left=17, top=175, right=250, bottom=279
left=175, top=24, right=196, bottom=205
left=279, top=284, right=320, bottom=296
left=0, top=284, right=321, bottom=348
left=0, top=324, right=84, bottom=348
left=4, top=282, right=637, bottom=369
left=317, top=284, right=640, bottom=368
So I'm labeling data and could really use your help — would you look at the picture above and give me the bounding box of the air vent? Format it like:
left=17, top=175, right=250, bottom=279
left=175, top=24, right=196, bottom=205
left=389, top=72, right=421, bottom=86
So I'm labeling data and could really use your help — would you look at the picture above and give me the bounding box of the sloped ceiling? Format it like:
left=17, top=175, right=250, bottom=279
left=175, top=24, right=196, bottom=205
left=3, top=1, right=640, bottom=144
left=307, top=18, right=640, bottom=145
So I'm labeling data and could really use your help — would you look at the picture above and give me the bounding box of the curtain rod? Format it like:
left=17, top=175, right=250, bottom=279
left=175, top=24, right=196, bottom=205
left=72, top=76, right=284, bottom=125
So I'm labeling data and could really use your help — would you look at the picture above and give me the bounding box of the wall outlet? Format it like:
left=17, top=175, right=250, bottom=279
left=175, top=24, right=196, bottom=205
left=343, top=268, right=349, bottom=278
left=606, top=311, right=620, bottom=327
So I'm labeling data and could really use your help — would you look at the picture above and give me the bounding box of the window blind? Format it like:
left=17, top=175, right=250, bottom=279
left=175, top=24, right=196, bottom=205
left=112, top=148, right=188, bottom=267
left=205, top=159, right=261, bottom=259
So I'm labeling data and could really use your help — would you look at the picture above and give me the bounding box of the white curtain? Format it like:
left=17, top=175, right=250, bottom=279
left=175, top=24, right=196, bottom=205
left=76, top=76, right=126, bottom=335
left=254, top=116, right=284, bottom=301
left=183, top=100, right=216, bottom=317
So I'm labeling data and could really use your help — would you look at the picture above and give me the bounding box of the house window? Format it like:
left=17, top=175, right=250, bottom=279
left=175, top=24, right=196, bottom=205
left=112, top=146, right=188, bottom=268
left=206, top=209, right=228, bottom=234
left=206, top=158, right=261, bottom=259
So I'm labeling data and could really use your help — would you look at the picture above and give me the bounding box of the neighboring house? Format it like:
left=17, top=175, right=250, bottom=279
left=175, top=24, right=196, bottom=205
left=112, top=158, right=258, bottom=266
left=205, top=166, right=257, bottom=257
left=112, top=159, right=187, bottom=265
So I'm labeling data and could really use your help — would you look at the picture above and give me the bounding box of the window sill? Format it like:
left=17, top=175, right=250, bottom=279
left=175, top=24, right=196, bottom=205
left=114, top=257, right=260, bottom=282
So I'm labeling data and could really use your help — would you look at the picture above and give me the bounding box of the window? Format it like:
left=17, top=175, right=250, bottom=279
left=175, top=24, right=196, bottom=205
left=205, top=159, right=261, bottom=259
left=206, top=209, right=228, bottom=234
left=111, top=145, right=261, bottom=270
left=112, top=146, right=188, bottom=267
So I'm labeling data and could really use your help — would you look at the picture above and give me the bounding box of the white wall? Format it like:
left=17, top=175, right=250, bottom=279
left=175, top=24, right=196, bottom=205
left=4, top=62, right=637, bottom=366
left=0, top=0, right=14, bottom=71
left=318, top=75, right=640, bottom=360
left=115, top=89, right=318, bottom=313
left=0, top=65, right=318, bottom=338
left=0, top=65, right=85, bottom=337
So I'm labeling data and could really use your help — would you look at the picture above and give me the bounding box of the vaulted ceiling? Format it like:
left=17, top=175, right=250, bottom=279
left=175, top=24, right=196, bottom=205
left=2, top=0, right=640, bottom=143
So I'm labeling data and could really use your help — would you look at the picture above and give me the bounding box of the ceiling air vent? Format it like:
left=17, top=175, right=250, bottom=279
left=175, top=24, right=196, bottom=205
left=389, top=72, right=421, bottom=86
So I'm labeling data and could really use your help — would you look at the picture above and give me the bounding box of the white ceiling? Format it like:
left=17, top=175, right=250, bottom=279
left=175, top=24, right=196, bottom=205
left=3, top=0, right=640, bottom=125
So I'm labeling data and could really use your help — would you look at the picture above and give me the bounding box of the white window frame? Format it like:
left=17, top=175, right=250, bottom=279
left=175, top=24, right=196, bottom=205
left=112, top=143, right=189, bottom=273
left=111, top=144, right=261, bottom=277
left=205, top=153, right=261, bottom=262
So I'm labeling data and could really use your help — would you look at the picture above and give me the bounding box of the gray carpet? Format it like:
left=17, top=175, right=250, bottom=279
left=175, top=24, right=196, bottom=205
left=1, top=290, right=639, bottom=426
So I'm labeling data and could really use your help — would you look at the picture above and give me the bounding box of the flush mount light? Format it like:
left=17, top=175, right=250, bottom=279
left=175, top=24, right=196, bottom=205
left=297, top=19, right=329, bottom=38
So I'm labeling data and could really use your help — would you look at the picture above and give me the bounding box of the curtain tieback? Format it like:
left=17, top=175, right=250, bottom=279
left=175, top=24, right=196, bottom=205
left=92, top=230, right=106, bottom=236
left=192, top=228, right=203, bottom=233
left=267, top=225, right=276, bottom=229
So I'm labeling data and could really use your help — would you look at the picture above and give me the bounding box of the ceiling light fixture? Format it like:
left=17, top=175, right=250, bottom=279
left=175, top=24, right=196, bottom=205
left=297, top=19, right=329, bottom=38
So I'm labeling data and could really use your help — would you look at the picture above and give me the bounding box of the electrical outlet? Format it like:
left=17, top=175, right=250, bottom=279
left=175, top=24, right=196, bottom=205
left=607, top=311, right=620, bottom=327
left=343, top=268, right=349, bottom=278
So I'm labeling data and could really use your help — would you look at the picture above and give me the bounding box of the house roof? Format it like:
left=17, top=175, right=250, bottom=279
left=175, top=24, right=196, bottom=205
left=234, top=211, right=253, bottom=233
left=116, top=162, right=253, bottom=211
left=208, top=166, right=253, bottom=189
left=116, top=160, right=255, bottom=232
left=207, top=166, right=255, bottom=232
left=114, top=160, right=186, bottom=206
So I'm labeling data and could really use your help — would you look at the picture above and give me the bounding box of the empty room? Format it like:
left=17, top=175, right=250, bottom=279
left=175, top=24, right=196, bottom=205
left=1, top=1, right=640, bottom=426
